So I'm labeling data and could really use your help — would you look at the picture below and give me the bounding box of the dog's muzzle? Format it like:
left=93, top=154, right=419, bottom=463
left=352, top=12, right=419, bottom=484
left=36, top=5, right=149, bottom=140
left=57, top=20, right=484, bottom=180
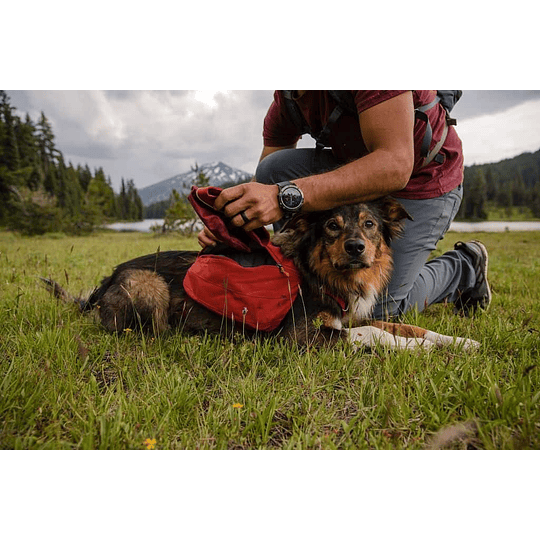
left=341, top=239, right=369, bottom=269
left=328, top=238, right=371, bottom=271
left=344, top=239, right=365, bottom=256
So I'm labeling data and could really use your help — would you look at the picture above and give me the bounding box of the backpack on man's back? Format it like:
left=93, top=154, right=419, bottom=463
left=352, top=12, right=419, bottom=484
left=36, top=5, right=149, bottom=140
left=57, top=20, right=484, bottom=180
left=282, top=90, right=463, bottom=168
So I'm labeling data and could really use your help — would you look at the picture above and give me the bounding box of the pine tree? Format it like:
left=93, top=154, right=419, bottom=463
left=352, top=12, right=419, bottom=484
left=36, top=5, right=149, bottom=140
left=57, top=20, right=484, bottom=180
left=0, top=92, right=35, bottom=223
left=126, top=179, right=143, bottom=220
left=529, top=182, right=540, bottom=218
left=0, top=92, right=12, bottom=220
left=36, top=112, right=62, bottom=179
left=485, top=164, right=498, bottom=201
left=0, top=91, right=21, bottom=172
left=464, top=168, right=488, bottom=220
left=57, top=158, right=84, bottom=218
left=496, top=184, right=513, bottom=217
left=511, top=171, right=526, bottom=207
left=16, top=114, right=42, bottom=189
left=78, top=164, right=93, bottom=193
left=119, top=178, right=128, bottom=219
left=86, top=167, right=116, bottom=219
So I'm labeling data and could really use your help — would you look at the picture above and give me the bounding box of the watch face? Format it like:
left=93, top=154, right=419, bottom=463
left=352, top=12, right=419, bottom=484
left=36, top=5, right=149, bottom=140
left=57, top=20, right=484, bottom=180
left=280, top=185, right=303, bottom=211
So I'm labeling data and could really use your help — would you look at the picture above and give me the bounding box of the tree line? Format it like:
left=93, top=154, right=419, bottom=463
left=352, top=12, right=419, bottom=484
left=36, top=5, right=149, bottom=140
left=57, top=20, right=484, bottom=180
left=0, top=90, right=143, bottom=235
left=459, top=149, right=540, bottom=220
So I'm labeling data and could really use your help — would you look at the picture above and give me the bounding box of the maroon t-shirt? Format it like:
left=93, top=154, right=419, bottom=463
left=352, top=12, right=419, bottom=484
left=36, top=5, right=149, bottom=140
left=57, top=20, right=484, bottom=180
left=262, top=90, right=464, bottom=200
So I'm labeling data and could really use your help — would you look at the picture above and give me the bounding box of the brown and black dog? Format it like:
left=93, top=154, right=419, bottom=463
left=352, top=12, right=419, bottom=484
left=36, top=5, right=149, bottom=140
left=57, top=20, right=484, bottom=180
left=42, top=197, right=479, bottom=351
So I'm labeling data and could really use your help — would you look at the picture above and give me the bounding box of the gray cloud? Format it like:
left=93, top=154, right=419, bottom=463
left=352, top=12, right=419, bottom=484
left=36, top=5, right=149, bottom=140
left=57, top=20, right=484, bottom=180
left=454, top=90, right=540, bottom=119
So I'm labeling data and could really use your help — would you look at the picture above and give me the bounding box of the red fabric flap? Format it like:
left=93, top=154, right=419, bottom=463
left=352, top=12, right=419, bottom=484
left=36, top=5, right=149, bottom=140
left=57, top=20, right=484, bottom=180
left=188, top=186, right=270, bottom=253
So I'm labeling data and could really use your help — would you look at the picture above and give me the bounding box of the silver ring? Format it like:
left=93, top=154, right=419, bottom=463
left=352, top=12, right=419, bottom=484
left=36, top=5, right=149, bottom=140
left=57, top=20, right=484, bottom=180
left=240, top=210, right=249, bottom=225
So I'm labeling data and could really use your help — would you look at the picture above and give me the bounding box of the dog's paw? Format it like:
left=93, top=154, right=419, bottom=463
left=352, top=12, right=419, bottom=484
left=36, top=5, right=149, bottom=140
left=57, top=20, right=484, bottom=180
left=424, top=331, right=480, bottom=351
left=348, top=326, right=434, bottom=351
left=458, top=337, right=481, bottom=350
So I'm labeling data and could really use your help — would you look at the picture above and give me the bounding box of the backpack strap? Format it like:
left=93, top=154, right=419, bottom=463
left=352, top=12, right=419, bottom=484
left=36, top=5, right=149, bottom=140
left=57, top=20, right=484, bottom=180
left=415, top=91, right=461, bottom=167
left=283, top=91, right=459, bottom=168
left=423, top=119, right=449, bottom=166
left=282, top=91, right=312, bottom=137
left=283, top=91, right=357, bottom=154
left=314, top=102, right=345, bottom=153
left=414, top=95, right=440, bottom=165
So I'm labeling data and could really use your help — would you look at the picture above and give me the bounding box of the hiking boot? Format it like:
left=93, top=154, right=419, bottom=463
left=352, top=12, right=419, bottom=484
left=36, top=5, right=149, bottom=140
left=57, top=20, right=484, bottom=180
left=454, top=240, right=492, bottom=316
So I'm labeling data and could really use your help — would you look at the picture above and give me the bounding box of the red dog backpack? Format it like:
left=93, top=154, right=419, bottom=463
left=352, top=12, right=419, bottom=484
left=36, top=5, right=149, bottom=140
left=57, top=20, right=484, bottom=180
left=183, top=186, right=302, bottom=332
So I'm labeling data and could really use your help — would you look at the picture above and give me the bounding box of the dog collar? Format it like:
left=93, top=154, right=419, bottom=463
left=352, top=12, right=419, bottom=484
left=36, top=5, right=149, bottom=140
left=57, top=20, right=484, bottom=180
left=323, top=289, right=349, bottom=316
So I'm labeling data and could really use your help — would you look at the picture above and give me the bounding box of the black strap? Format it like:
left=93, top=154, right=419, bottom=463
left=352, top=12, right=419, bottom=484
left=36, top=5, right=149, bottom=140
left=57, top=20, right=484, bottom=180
left=283, top=91, right=455, bottom=168
left=315, top=103, right=344, bottom=153
left=282, top=91, right=312, bottom=137
left=283, top=91, right=353, bottom=152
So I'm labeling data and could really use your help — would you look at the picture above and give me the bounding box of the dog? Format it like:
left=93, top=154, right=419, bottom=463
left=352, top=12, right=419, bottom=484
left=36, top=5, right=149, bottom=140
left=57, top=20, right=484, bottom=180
left=42, top=197, right=479, bottom=351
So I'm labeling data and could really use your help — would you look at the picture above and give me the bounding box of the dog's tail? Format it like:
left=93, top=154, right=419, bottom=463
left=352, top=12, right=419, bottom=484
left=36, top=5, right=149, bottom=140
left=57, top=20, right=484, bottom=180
left=39, top=277, right=95, bottom=312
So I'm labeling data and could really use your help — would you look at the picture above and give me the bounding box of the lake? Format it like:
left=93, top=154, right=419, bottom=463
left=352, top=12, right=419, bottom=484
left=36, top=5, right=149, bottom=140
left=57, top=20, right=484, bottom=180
left=106, top=219, right=166, bottom=232
left=449, top=221, right=540, bottom=232
left=106, top=219, right=540, bottom=234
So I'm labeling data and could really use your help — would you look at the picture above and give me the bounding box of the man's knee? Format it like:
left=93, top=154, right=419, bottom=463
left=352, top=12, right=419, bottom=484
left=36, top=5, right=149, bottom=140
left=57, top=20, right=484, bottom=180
left=255, top=151, right=283, bottom=185
left=255, top=148, right=337, bottom=186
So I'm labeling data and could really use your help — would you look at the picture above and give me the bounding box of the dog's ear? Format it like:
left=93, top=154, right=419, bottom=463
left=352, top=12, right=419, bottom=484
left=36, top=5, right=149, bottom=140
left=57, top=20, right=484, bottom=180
left=377, top=197, right=412, bottom=244
left=271, top=214, right=312, bottom=257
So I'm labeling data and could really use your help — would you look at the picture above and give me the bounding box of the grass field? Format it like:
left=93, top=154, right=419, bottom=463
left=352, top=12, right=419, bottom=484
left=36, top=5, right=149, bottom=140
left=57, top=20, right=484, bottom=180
left=1, top=229, right=539, bottom=450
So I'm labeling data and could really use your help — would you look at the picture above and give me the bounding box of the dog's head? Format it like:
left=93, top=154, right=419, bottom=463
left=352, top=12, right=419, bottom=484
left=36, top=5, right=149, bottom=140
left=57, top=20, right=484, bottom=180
left=272, top=197, right=411, bottom=295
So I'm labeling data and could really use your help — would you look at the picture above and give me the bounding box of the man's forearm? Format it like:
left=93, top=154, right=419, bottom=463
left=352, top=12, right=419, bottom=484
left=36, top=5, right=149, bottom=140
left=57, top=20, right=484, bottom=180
left=293, top=147, right=413, bottom=213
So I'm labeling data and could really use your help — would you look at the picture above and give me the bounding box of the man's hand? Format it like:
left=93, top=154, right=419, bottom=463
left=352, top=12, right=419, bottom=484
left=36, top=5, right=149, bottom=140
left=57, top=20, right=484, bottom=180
left=214, top=182, right=283, bottom=231
left=197, top=226, right=218, bottom=249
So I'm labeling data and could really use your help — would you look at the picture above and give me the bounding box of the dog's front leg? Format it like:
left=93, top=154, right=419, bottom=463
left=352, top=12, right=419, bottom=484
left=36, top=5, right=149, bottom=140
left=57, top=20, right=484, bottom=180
left=422, top=331, right=480, bottom=350
left=369, top=321, right=480, bottom=351
left=347, top=326, right=434, bottom=350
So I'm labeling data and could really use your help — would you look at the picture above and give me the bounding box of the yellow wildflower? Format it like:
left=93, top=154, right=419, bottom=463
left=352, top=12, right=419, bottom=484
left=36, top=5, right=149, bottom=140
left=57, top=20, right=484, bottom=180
left=232, top=403, right=243, bottom=409
left=144, top=438, right=156, bottom=449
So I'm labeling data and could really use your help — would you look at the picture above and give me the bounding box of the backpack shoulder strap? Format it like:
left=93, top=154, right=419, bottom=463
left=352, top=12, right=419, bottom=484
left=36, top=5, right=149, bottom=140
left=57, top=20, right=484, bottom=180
left=282, top=91, right=358, bottom=153
left=283, top=90, right=462, bottom=168
left=328, top=90, right=357, bottom=115
left=415, top=91, right=462, bottom=168
left=314, top=91, right=358, bottom=152
left=415, top=95, right=440, bottom=162
left=282, top=91, right=312, bottom=137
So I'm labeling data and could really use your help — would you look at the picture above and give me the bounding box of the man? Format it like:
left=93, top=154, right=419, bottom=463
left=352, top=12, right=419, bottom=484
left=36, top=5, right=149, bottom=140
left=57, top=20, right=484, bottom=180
left=198, top=90, right=491, bottom=319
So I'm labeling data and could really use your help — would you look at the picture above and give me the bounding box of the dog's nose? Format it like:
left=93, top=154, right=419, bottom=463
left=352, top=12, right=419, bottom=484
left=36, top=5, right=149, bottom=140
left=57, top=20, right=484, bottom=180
left=344, top=239, right=365, bottom=256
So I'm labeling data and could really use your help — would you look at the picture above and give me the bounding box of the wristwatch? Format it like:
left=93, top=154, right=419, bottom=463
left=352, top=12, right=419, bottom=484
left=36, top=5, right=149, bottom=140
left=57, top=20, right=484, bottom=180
left=277, top=181, right=304, bottom=219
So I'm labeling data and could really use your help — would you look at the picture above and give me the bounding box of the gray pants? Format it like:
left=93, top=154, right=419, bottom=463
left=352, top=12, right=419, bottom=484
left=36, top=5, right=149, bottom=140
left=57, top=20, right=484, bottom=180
left=256, top=148, right=477, bottom=319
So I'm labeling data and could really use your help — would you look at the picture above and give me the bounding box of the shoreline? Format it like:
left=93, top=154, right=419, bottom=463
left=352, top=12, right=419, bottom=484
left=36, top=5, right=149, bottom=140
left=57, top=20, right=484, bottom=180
left=105, top=219, right=540, bottom=234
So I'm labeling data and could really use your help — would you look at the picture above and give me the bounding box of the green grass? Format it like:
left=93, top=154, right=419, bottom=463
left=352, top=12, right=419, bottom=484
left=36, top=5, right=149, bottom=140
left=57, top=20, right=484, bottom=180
left=484, top=203, right=539, bottom=221
left=1, top=229, right=540, bottom=450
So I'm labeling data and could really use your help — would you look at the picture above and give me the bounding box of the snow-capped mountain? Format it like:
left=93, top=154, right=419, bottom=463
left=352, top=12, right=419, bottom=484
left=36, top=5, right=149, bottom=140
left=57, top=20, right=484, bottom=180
left=138, top=162, right=252, bottom=206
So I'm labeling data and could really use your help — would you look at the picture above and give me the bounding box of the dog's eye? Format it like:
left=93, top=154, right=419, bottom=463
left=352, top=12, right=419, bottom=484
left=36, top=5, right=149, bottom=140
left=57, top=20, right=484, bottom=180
left=364, top=220, right=374, bottom=229
left=326, top=220, right=341, bottom=232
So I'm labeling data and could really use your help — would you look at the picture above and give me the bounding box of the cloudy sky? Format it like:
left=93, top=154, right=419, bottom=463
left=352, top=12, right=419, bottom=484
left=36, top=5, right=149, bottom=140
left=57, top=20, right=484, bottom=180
left=7, top=90, right=540, bottom=192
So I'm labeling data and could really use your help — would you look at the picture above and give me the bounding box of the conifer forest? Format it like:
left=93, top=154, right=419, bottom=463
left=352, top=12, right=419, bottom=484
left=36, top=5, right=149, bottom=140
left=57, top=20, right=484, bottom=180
left=0, top=91, right=142, bottom=235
